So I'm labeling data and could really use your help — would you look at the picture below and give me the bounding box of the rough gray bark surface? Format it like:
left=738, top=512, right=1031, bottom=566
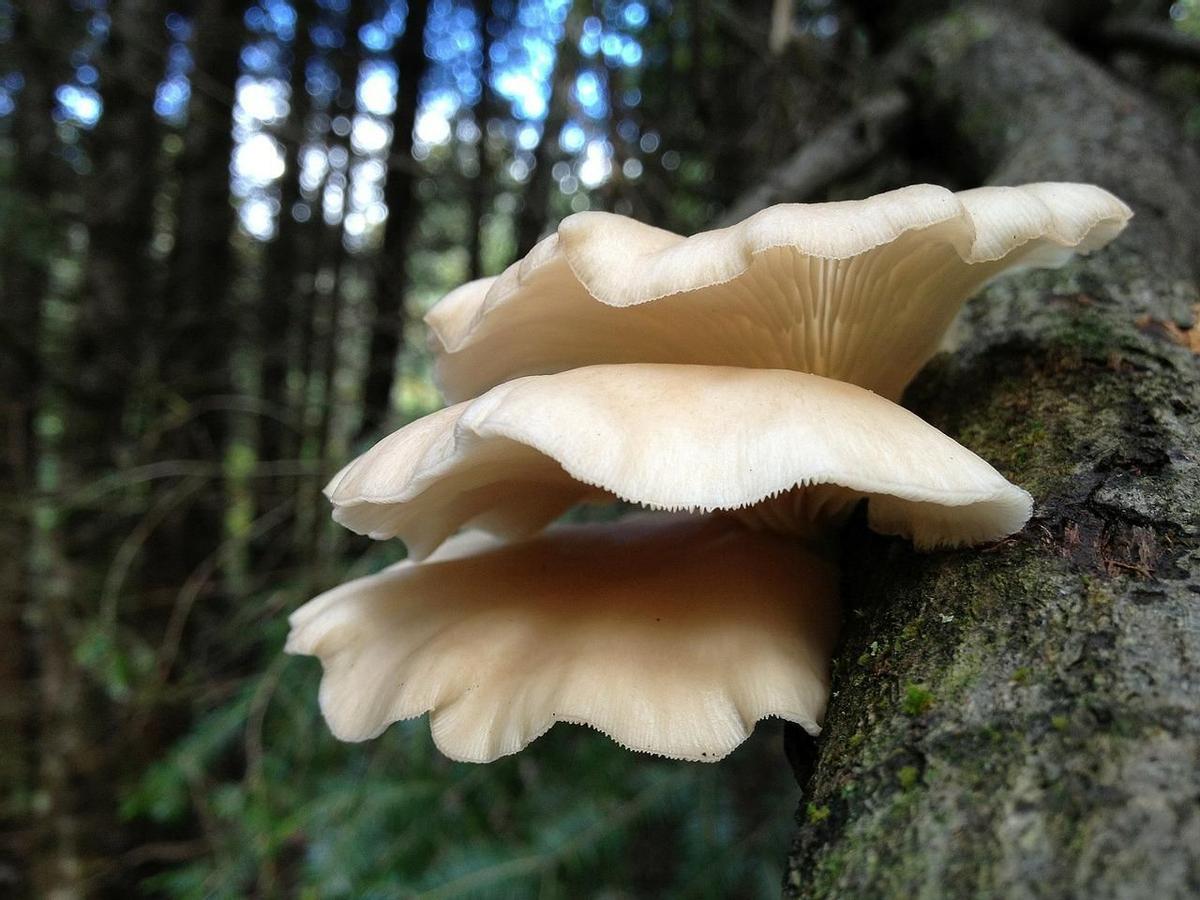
left=785, top=7, right=1200, bottom=898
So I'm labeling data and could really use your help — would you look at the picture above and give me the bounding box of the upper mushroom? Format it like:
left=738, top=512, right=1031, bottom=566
left=427, top=183, right=1131, bottom=403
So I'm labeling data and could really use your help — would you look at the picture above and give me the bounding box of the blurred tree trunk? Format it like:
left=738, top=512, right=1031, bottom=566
left=358, top=0, right=431, bottom=440
left=310, top=1, right=365, bottom=454
left=76, top=0, right=162, bottom=449
left=306, top=1, right=366, bottom=564
left=513, top=1, right=581, bottom=257
left=467, top=0, right=498, bottom=280
left=0, top=3, right=65, bottom=887
left=785, top=6, right=1200, bottom=897
left=254, top=0, right=316, bottom=572
left=157, top=0, right=242, bottom=500
left=139, top=0, right=244, bottom=693
left=47, top=2, right=166, bottom=893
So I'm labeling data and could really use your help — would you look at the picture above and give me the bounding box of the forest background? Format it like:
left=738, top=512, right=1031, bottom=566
left=3, top=0, right=1199, bottom=897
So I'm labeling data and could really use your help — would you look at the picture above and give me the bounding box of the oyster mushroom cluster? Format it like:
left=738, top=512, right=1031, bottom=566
left=287, top=183, right=1130, bottom=763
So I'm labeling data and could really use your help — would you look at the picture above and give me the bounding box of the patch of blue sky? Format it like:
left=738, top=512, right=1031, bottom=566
left=358, top=61, right=398, bottom=116
left=237, top=76, right=288, bottom=124
left=55, top=84, right=102, bottom=126
left=154, top=75, right=191, bottom=122
left=167, top=42, right=192, bottom=74
left=623, top=2, right=648, bottom=28
left=517, top=122, right=540, bottom=149
left=305, top=56, right=339, bottom=103
left=165, top=12, right=191, bottom=41
left=415, top=88, right=459, bottom=144
left=241, top=40, right=280, bottom=76
left=86, top=11, right=109, bottom=39
left=559, top=121, right=586, bottom=153
left=360, top=21, right=394, bottom=53
left=311, top=23, right=345, bottom=50
left=574, top=70, right=607, bottom=119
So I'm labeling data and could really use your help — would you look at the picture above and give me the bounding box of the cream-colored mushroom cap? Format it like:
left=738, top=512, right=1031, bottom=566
left=285, top=514, right=839, bottom=762
left=427, top=183, right=1131, bottom=402
left=325, top=363, right=1033, bottom=559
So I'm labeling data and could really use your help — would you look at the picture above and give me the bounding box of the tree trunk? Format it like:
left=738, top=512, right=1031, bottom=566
left=467, top=0, right=498, bottom=280
left=358, top=0, right=431, bottom=440
left=297, top=3, right=367, bottom=570
left=1, top=4, right=63, bottom=889
left=38, top=2, right=165, bottom=894
left=309, top=1, right=365, bottom=471
left=785, top=7, right=1200, bottom=898
left=259, top=0, right=317, bottom=470
left=75, top=0, right=161, bottom=453
left=146, top=0, right=243, bottom=662
left=161, top=0, right=241, bottom=413
left=513, top=1, right=581, bottom=258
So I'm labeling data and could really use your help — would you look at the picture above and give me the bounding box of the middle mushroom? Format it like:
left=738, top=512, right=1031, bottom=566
left=287, top=183, right=1130, bottom=764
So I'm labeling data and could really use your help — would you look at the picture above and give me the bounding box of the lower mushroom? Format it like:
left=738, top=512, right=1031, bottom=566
left=287, top=514, right=838, bottom=763
left=288, top=363, right=1033, bottom=761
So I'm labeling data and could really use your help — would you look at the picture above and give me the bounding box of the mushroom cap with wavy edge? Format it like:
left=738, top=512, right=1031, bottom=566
left=325, top=363, right=1033, bottom=560
left=285, top=514, right=839, bottom=762
left=427, top=183, right=1131, bottom=403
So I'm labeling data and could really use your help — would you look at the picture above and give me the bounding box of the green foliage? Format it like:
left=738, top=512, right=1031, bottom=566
left=73, top=622, right=155, bottom=702
left=895, top=767, right=919, bottom=791
left=900, top=684, right=934, bottom=717
left=124, top=577, right=800, bottom=899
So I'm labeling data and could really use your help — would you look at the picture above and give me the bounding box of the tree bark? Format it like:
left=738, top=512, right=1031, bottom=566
left=785, top=7, right=1200, bottom=898
left=357, top=0, right=431, bottom=440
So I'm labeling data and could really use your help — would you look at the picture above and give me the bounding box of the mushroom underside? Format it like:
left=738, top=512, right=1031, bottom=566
left=286, top=514, right=840, bottom=763
left=327, top=364, right=1032, bottom=558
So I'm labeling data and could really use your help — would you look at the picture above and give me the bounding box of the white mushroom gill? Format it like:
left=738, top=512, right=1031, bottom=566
left=427, top=183, right=1131, bottom=403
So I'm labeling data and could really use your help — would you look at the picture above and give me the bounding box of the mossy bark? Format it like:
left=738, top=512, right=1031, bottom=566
left=785, top=7, right=1200, bottom=898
